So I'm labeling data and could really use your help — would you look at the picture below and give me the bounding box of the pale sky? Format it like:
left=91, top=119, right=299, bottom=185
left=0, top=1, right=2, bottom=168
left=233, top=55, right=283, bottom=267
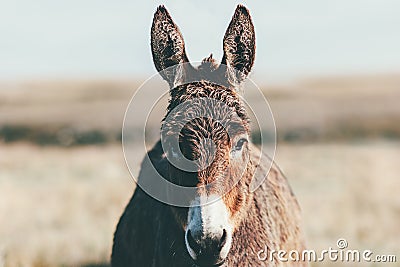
left=1, top=0, right=400, bottom=81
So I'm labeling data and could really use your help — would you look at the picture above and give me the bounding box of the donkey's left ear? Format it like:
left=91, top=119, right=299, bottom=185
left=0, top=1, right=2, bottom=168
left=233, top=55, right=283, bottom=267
left=151, top=5, right=189, bottom=87
left=221, top=5, right=255, bottom=83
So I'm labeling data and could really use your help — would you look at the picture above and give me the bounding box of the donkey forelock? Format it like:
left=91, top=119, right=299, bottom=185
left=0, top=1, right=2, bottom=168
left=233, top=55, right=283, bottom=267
left=161, top=81, right=250, bottom=184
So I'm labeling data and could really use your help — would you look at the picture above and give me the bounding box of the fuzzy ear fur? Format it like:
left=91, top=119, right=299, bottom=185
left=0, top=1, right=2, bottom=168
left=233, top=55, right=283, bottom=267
left=221, top=5, right=256, bottom=84
left=151, top=5, right=189, bottom=87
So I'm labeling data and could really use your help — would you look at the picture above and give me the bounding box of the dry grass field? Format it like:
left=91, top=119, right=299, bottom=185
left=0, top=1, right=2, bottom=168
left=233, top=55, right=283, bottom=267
left=1, top=74, right=400, bottom=144
left=0, top=75, right=399, bottom=266
left=1, top=142, right=399, bottom=267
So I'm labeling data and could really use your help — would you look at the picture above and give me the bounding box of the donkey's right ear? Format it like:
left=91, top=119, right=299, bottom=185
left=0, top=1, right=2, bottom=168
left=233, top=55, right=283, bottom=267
left=151, top=6, right=189, bottom=87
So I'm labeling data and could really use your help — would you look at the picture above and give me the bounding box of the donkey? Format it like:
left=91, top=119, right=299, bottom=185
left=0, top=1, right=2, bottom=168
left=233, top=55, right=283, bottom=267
left=112, top=5, right=305, bottom=267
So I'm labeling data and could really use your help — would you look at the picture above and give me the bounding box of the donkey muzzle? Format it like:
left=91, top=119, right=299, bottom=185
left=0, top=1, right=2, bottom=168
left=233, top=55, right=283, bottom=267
left=185, top=228, right=229, bottom=266
left=185, top=195, right=233, bottom=266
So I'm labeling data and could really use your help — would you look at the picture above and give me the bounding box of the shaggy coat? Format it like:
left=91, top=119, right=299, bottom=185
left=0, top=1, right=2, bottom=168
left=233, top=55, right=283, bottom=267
left=112, top=5, right=306, bottom=267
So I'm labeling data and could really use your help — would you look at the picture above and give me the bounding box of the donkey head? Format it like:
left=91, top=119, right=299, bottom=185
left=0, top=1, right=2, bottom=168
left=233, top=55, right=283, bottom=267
left=151, top=5, right=255, bottom=266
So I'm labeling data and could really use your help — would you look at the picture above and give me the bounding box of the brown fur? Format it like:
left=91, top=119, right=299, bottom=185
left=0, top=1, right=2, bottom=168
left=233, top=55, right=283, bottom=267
left=112, top=5, right=306, bottom=267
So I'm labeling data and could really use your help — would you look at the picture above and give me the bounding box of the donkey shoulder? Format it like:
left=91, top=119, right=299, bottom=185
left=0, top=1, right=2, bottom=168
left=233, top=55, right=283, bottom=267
left=111, top=140, right=168, bottom=266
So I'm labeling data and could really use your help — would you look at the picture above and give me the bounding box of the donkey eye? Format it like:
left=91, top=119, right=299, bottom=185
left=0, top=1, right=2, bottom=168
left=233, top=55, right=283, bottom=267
left=234, top=138, right=248, bottom=151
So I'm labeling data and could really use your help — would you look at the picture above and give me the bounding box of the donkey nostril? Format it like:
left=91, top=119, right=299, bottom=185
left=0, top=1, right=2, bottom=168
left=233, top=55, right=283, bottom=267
left=219, top=229, right=228, bottom=249
left=186, top=230, right=201, bottom=254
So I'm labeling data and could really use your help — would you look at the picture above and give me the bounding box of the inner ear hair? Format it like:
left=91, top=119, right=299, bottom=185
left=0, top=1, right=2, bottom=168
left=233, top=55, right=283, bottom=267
left=221, top=4, right=256, bottom=84
left=151, top=5, right=190, bottom=87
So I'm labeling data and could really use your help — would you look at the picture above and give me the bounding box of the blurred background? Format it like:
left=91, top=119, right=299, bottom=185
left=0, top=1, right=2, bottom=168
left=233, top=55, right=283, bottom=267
left=1, top=0, right=399, bottom=266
